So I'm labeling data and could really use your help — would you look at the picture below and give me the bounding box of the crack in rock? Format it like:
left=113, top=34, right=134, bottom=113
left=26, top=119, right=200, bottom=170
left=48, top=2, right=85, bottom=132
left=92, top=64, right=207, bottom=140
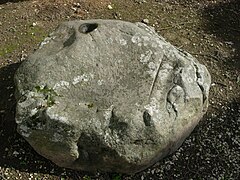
left=166, top=85, right=179, bottom=120
left=193, top=63, right=207, bottom=105
left=143, top=110, right=152, bottom=126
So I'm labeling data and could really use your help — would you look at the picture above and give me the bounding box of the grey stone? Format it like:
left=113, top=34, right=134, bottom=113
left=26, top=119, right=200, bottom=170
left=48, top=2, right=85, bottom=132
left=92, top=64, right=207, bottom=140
left=135, top=0, right=147, bottom=4
left=14, top=19, right=211, bottom=174
left=142, top=19, right=149, bottom=24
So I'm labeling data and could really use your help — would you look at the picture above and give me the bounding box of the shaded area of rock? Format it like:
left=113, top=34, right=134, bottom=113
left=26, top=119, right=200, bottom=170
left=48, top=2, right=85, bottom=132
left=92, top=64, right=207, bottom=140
left=14, top=19, right=211, bottom=174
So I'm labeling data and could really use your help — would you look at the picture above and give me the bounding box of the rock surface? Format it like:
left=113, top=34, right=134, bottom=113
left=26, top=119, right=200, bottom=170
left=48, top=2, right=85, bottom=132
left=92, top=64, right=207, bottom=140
left=14, top=19, right=211, bottom=174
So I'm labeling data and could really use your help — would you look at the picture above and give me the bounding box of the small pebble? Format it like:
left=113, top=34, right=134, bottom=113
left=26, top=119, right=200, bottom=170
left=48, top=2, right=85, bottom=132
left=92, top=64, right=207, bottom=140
left=108, top=5, right=113, bottom=10
left=142, top=18, right=149, bottom=24
left=13, top=151, right=20, bottom=156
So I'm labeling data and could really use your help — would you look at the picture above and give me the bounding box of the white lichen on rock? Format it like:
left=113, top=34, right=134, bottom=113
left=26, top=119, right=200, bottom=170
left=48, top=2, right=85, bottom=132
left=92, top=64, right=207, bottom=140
left=131, top=33, right=142, bottom=44
left=97, top=79, right=104, bottom=86
left=30, top=108, right=38, bottom=117
left=19, top=125, right=31, bottom=137
left=140, top=50, right=153, bottom=64
left=46, top=108, right=68, bottom=124
left=39, top=36, right=56, bottom=49
left=147, top=61, right=158, bottom=78
left=72, top=73, right=94, bottom=85
left=53, top=80, right=70, bottom=90
left=119, top=39, right=127, bottom=46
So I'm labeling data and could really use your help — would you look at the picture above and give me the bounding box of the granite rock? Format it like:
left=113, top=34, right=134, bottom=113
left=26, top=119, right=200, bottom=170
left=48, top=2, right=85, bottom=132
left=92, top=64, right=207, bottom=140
left=15, top=19, right=211, bottom=174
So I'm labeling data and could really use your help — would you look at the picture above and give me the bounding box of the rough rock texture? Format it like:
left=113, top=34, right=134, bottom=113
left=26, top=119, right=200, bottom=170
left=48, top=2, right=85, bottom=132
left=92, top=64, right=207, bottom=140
left=14, top=19, right=211, bottom=174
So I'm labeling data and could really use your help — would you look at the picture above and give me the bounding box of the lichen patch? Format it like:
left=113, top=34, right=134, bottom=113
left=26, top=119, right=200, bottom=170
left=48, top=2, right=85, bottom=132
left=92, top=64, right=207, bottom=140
left=72, top=73, right=94, bottom=85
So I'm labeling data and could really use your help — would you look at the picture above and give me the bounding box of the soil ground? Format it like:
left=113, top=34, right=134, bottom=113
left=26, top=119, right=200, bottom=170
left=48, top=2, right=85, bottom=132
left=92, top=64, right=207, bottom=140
left=0, top=0, right=239, bottom=179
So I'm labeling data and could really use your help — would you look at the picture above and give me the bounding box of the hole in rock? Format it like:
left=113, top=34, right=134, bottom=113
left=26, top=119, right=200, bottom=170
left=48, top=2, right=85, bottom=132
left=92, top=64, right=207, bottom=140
left=79, top=23, right=98, bottom=34
left=143, top=111, right=152, bottom=126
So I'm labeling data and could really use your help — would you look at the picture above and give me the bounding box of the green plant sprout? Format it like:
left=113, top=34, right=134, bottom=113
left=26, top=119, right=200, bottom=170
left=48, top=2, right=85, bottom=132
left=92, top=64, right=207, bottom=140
left=112, top=173, right=122, bottom=180
left=83, top=175, right=91, bottom=180
left=35, top=85, right=59, bottom=107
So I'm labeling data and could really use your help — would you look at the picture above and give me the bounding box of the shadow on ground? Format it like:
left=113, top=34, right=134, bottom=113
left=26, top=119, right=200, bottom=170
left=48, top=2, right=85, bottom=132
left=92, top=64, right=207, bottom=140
left=0, top=62, right=108, bottom=179
left=0, top=62, right=65, bottom=178
left=0, top=0, right=27, bottom=5
left=202, top=0, right=240, bottom=69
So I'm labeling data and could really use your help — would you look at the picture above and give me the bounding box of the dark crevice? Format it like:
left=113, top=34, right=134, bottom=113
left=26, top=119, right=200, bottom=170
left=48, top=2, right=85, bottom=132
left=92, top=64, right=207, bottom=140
left=143, top=111, right=152, bottom=126
left=166, top=85, right=179, bottom=120
left=63, top=30, right=76, bottom=47
left=89, top=33, right=97, bottom=43
left=193, top=64, right=207, bottom=105
left=27, top=109, right=47, bottom=130
left=78, top=23, right=98, bottom=34
left=0, top=0, right=26, bottom=4
left=108, top=110, right=128, bottom=138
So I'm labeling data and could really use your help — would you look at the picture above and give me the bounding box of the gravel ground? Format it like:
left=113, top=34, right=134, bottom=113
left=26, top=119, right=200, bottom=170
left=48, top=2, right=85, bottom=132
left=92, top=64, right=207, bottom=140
left=0, top=0, right=239, bottom=179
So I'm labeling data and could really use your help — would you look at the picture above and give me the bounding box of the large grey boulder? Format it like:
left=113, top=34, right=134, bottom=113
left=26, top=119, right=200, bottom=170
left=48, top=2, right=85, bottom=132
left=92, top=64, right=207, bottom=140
left=15, top=19, right=211, bottom=174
